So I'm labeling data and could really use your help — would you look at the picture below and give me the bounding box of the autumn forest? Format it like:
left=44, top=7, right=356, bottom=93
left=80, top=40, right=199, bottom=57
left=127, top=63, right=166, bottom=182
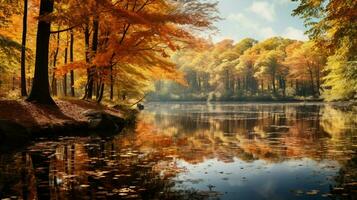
left=0, top=0, right=356, bottom=199
left=0, top=0, right=356, bottom=103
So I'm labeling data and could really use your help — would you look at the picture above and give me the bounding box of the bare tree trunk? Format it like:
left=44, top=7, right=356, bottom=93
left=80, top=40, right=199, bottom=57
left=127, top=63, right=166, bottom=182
left=12, top=75, right=15, bottom=90
left=63, top=38, right=68, bottom=96
left=51, top=72, right=57, bottom=96
left=316, top=66, right=321, bottom=96
left=51, top=31, right=60, bottom=96
left=282, top=78, right=286, bottom=97
left=272, top=76, right=276, bottom=94
left=97, top=83, right=104, bottom=103
left=63, top=74, right=67, bottom=96
left=110, top=65, right=114, bottom=100
left=83, top=22, right=90, bottom=99
left=27, top=0, right=55, bottom=105
left=20, top=0, right=28, bottom=96
left=70, top=30, right=75, bottom=97
left=86, top=17, right=99, bottom=100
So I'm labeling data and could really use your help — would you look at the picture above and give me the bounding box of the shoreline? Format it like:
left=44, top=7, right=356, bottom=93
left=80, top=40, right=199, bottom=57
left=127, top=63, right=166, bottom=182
left=0, top=99, right=138, bottom=151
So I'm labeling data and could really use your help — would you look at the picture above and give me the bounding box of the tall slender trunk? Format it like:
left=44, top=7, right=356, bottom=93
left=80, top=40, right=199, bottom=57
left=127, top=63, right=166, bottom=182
left=12, top=75, right=15, bottom=90
left=316, top=66, right=321, bottom=96
left=83, top=22, right=90, bottom=99
left=51, top=31, right=60, bottom=96
left=110, top=65, right=114, bottom=100
left=63, top=74, right=67, bottom=96
left=27, top=0, right=55, bottom=105
left=272, top=76, right=276, bottom=93
left=97, top=83, right=104, bottom=103
left=20, top=0, right=28, bottom=96
left=282, top=78, right=286, bottom=97
left=70, top=30, right=75, bottom=97
left=86, top=17, right=99, bottom=100
left=63, top=39, right=68, bottom=96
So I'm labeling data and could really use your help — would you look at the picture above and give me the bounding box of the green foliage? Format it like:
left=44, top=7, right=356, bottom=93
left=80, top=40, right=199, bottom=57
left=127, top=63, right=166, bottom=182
left=293, top=0, right=357, bottom=100
left=323, top=47, right=357, bottom=100
left=0, top=35, right=22, bottom=72
left=150, top=37, right=320, bottom=101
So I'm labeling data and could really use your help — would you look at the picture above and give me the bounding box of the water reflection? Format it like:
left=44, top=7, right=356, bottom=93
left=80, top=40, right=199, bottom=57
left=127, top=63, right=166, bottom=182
left=0, top=103, right=356, bottom=199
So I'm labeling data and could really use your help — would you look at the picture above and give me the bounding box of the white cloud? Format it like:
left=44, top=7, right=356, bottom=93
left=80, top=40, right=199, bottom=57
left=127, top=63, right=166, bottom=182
left=226, top=13, right=276, bottom=40
left=248, top=1, right=275, bottom=22
left=282, top=27, right=308, bottom=41
left=227, top=13, right=259, bottom=29
left=260, top=27, right=276, bottom=38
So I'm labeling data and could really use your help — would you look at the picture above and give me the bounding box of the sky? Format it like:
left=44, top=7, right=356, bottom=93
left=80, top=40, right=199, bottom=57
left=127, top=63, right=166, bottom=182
left=210, top=0, right=308, bottom=43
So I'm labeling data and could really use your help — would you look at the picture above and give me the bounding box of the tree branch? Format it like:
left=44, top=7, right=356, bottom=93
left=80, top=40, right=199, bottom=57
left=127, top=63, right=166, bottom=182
left=50, top=24, right=79, bottom=34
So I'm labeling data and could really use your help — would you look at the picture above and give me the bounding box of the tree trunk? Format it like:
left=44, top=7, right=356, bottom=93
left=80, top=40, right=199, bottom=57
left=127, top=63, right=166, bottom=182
left=70, top=30, right=75, bottom=97
left=83, top=22, right=90, bottom=99
left=51, top=31, right=60, bottom=96
left=63, top=40, right=68, bottom=96
left=12, top=75, right=15, bottom=90
left=110, top=65, right=114, bottom=100
left=316, top=66, right=321, bottom=96
left=63, top=74, right=67, bottom=96
left=86, top=17, right=99, bottom=100
left=20, top=0, right=28, bottom=96
left=282, top=78, right=286, bottom=97
left=27, top=0, right=55, bottom=105
left=97, top=83, right=104, bottom=103
left=51, top=72, right=57, bottom=96
left=272, top=76, right=276, bottom=94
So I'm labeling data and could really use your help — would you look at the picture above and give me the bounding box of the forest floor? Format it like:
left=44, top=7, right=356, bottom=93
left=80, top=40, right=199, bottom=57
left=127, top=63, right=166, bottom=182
left=0, top=99, right=125, bottom=129
left=0, top=99, right=138, bottom=150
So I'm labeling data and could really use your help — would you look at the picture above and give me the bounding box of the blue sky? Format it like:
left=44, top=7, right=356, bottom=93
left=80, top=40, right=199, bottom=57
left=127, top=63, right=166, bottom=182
left=210, top=0, right=308, bottom=42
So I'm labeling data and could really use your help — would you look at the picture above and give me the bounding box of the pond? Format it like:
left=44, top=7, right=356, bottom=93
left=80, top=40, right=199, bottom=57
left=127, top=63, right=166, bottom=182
left=0, top=102, right=356, bottom=200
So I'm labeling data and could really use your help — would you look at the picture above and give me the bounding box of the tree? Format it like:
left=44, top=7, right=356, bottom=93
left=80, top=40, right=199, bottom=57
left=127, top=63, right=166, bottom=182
left=292, top=0, right=357, bottom=100
left=26, top=0, right=55, bottom=104
left=69, top=30, right=74, bottom=97
left=20, top=0, right=28, bottom=96
left=255, top=50, right=286, bottom=94
left=285, top=41, right=326, bottom=97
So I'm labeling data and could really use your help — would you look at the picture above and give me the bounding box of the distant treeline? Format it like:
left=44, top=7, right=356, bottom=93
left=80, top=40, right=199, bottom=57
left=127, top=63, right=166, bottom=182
left=149, top=37, right=327, bottom=101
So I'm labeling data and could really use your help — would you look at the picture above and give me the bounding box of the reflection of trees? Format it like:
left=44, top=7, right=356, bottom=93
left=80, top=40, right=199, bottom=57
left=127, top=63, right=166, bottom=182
left=320, top=105, right=357, bottom=137
left=0, top=153, right=37, bottom=199
left=140, top=104, right=355, bottom=164
left=0, top=104, right=355, bottom=199
left=0, top=137, right=209, bottom=200
left=331, top=155, right=357, bottom=199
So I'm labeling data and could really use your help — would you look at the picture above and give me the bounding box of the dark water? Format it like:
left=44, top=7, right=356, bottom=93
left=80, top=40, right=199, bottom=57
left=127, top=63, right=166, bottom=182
left=0, top=103, right=356, bottom=200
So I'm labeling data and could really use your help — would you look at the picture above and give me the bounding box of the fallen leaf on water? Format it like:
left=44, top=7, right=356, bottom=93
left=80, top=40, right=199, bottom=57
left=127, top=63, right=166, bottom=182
left=80, top=184, right=90, bottom=188
left=306, top=190, right=319, bottom=195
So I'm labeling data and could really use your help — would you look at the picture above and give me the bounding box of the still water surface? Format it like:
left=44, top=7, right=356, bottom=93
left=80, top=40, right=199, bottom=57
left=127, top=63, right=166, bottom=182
left=0, top=102, right=356, bottom=199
